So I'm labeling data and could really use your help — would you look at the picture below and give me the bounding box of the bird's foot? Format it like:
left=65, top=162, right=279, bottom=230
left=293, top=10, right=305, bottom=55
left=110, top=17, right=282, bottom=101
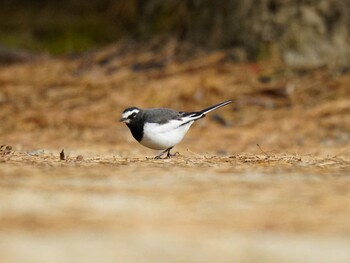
left=165, top=151, right=179, bottom=159
left=154, top=152, right=179, bottom=159
left=154, top=147, right=177, bottom=159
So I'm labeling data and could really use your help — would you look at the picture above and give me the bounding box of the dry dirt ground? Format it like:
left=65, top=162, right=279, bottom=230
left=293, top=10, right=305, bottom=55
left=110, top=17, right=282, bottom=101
left=0, top=43, right=350, bottom=262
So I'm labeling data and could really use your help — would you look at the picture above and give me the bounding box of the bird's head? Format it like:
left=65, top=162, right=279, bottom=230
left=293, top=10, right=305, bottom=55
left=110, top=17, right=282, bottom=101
left=119, top=107, right=141, bottom=124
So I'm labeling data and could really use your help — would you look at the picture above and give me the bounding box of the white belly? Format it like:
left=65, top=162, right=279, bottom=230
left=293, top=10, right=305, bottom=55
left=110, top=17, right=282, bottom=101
left=140, top=120, right=194, bottom=150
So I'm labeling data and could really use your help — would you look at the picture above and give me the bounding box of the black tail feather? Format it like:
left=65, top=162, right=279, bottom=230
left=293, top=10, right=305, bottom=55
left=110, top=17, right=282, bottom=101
left=183, top=100, right=232, bottom=118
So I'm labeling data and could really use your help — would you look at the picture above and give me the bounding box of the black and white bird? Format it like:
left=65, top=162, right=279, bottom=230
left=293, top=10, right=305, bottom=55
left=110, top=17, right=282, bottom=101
left=119, top=100, right=232, bottom=158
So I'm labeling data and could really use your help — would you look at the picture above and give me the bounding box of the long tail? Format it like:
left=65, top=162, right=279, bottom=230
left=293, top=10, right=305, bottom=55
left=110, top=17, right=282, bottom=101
left=182, top=100, right=232, bottom=122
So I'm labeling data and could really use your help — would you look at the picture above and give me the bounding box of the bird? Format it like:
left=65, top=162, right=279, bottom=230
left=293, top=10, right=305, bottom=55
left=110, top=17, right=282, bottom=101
left=119, top=100, right=232, bottom=159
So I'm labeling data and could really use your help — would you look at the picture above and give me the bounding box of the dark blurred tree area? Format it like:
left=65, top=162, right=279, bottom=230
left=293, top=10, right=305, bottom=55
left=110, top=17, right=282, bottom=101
left=0, top=0, right=349, bottom=66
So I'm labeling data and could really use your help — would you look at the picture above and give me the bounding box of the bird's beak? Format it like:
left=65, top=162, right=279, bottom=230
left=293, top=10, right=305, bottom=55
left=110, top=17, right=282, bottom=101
left=119, top=117, right=130, bottom=124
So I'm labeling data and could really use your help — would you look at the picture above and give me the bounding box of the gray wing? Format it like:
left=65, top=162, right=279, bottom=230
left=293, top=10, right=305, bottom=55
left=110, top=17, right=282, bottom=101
left=143, top=108, right=183, bottom=124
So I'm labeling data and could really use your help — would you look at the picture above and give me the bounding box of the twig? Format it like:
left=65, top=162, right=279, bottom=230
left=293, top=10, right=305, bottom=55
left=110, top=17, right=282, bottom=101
left=257, top=144, right=270, bottom=157
left=334, top=147, right=350, bottom=158
left=186, top=148, right=203, bottom=158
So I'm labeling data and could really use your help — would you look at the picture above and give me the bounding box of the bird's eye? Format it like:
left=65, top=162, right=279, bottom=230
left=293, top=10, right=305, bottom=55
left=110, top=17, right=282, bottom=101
left=130, top=113, right=137, bottom=118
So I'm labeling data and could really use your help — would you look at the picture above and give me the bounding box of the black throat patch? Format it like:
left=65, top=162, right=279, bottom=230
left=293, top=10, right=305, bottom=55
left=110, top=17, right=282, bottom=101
left=126, top=117, right=144, bottom=142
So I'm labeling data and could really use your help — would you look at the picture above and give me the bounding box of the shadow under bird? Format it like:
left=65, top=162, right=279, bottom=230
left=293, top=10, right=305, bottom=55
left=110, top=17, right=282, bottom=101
left=119, top=100, right=232, bottom=159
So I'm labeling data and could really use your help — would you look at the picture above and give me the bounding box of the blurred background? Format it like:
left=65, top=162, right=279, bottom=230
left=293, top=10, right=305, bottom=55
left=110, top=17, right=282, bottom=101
left=1, top=1, right=350, bottom=263
left=1, top=0, right=350, bottom=64
left=0, top=0, right=350, bottom=153
left=0, top=0, right=349, bottom=155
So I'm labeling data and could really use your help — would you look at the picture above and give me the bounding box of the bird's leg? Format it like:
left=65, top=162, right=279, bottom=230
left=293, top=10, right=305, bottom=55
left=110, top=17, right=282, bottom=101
left=155, top=147, right=174, bottom=159
left=166, top=147, right=173, bottom=158
left=166, top=147, right=180, bottom=158
left=154, top=148, right=170, bottom=159
left=165, top=146, right=179, bottom=159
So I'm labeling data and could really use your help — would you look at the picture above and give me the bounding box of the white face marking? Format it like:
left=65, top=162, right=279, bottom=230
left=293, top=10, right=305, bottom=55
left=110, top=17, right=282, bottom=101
left=121, top=109, right=140, bottom=123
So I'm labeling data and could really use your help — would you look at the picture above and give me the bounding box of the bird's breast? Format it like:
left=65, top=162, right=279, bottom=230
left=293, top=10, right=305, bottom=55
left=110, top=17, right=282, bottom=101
left=140, top=120, right=194, bottom=150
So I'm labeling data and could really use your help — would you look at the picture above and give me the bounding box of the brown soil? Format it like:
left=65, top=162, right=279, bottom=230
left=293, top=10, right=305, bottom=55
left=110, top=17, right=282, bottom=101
left=0, top=44, right=350, bottom=262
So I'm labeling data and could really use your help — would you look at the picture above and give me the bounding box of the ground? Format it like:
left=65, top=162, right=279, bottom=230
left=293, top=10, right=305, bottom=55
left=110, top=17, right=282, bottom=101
left=0, top=43, right=350, bottom=262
